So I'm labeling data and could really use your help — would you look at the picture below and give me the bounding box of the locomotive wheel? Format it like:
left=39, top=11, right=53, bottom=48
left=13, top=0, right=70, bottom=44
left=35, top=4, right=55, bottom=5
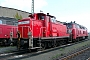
left=3, top=39, right=7, bottom=46
left=48, top=44, right=51, bottom=47
left=28, top=49, right=31, bottom=52
left=8, top=40, right=14, bottom=46
left=8, top=39, right=12, bottom=46
left=53, top=42, right=56, bottom=47
left=10, top=43, right=14, bottom=46
left=53, top=44, right=56, bottom=47
left=77, top=38, right=79, bottom=42
left=53, top=40, right=56, bottom=47
left=41, top=43, right=46, bottom=50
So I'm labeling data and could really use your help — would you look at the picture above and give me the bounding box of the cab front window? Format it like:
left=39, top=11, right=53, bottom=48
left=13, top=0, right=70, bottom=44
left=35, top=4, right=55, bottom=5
left=64, top=23, right=73, bottom=29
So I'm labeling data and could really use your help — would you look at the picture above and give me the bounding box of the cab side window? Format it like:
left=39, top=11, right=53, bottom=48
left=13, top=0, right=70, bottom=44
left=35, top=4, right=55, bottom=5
left=38, top=14, right=45, bottom=20
left=51, top=18, right=54, bottom=22
left=51, top=17, right=56, bottom=23
left=40, top=16, right=45, bottom=20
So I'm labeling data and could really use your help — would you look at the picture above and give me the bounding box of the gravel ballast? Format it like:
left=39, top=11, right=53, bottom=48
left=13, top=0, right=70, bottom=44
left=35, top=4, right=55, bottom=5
left=0, top=46, right=17, bottom=54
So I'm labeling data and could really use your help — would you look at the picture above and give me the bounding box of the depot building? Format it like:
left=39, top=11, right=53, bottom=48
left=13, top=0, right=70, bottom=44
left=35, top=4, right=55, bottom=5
left=0, top=6, right=30, bottom=25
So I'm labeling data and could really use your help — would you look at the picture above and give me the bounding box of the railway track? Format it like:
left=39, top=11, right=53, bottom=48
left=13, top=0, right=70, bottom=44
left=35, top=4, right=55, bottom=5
left=59, top=47, right=90, bottom=60
left=0, top=39, right=89, bottom=60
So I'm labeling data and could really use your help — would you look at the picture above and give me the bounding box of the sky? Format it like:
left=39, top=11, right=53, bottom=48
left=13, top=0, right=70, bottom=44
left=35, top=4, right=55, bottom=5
left=0, top=0, right=90, bottom=32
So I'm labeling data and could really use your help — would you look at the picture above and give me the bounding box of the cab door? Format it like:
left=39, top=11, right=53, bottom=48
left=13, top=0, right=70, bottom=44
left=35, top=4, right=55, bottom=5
left=38, top=14, right=50, bottom=37
left=44, top=16, right=50, bottom=37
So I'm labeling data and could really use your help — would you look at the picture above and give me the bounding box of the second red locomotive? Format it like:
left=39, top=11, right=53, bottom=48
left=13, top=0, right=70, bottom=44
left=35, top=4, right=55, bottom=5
left=64, top=22, right=88, bottom=42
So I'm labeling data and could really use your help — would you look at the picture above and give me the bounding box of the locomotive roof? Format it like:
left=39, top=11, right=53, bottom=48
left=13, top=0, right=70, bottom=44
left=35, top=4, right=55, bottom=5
left=29, top=13, right=56, bottom=18
left=65, top=22, right=87, bottom=29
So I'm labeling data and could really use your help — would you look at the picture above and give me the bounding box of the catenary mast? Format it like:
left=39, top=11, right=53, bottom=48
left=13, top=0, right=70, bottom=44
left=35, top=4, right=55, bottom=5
left=31, top=0, right=34, bottom=48
left=31, top=0, right=34, bottom=14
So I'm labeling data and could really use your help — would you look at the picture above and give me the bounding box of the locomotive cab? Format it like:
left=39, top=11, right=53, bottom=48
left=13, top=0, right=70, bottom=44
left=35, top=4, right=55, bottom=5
left=64, top=23, right=74, bottom=42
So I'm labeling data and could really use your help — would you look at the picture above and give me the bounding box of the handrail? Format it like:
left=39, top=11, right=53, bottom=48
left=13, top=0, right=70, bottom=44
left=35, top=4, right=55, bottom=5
left=39, top=27, right=46, bottom=38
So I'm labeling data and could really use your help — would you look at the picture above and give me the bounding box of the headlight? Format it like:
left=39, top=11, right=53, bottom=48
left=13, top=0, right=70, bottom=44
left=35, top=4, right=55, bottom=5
left=67, top=29, right=72, bottom=34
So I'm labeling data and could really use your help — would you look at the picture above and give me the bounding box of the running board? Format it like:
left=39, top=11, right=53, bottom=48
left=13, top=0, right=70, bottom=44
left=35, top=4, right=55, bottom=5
left=41, top=36, right=69, bottom=39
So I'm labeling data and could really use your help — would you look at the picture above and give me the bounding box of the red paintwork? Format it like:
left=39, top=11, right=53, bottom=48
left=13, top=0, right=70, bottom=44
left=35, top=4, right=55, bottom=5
left=0, top=24, right=17, bottom=39
left=18, top=13, right=69, bottom=39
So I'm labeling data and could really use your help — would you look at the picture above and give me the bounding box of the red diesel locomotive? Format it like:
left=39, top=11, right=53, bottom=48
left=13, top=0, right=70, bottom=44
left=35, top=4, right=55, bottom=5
left=64, top=22, right=88, bottom=42
left=0, top=24, right=18, bottom=46
left=17, top=13, right=88, bottom=50
left=17, top=13, right=70, bottom=50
